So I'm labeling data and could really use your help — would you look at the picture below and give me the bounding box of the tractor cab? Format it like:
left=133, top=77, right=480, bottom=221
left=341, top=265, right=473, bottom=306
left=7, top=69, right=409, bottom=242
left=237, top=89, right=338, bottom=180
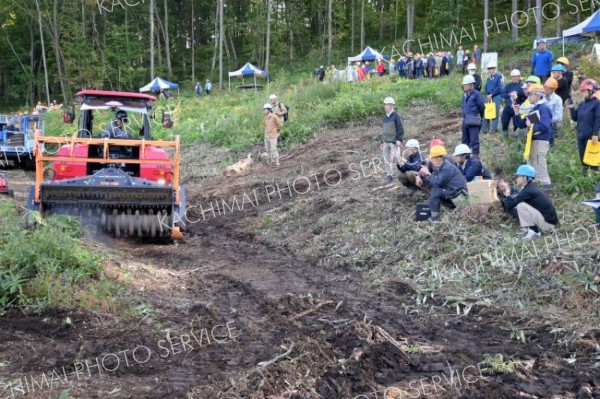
left=0, top=114, right=44, bottom=169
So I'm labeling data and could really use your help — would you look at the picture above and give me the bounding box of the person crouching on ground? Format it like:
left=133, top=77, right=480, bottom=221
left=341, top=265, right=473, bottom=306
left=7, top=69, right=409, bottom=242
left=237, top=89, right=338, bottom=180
left=381, top=97, right=405, bottom=185
left=418, top=145, right=468, bottom=222
left=513, top=83, right=554, bottom=192
left=263, top=103, right=282, bottom=166
left=452, top=144, right=492, bottom=182
left=397, top=139, right=423, bottom=190
left=498, top=164, right=558, bottom=240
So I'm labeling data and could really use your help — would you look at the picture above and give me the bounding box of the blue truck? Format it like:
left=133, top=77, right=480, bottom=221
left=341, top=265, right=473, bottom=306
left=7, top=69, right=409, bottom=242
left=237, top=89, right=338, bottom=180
left=0, top=114, right=44, bottom=170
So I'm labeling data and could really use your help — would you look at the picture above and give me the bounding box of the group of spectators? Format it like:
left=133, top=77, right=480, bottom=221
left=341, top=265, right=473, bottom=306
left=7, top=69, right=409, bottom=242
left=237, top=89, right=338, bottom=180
left=194, top=80, right=213, bottom=99
left=32, top=100, right=62, bottom=114
left=377, top=40, right=598, bottom=239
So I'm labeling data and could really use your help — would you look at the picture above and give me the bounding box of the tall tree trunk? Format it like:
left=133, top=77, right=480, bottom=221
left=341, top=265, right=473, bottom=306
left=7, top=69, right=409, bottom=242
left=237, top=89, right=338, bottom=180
left=51, top=0, right=68, bottom=103
left=483, top=0, right=489, bottom=52
left=164, top=0, right=172, bottom=79
left=228, top=28, right=237, bottom=60
left=406, top=0, right=414, bottom=52
left=211, top=1, right=218, bottom=70
left=327, top=0, right=333, bottom=65
left=394, top=0, right=399, bottom=41
left=556, top=0, right=562, bottom=36
left=512, top=0, right=518, bottom=41
left=535, top=0, right=542, bottom=38
left=288, top=3, right=294, bottom=61
left=34, top=0, right=50, bottom=105
left=379, top=0, right=384, bottom=41
left=360, top=0, right=365, bottom=49
left=351, top=0, right=355, bottom=53
left=150, top=0, right=155, bottom=79
left=265, top=0, right=271, bottom=71
left=219, top=0, right=224, bottom=89
left=191, top=0, right=195, bottom=83
left=28, top=19, right=35, bottom=105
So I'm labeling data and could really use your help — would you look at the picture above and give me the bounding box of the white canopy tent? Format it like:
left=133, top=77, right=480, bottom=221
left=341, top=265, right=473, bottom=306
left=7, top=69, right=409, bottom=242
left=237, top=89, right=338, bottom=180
left=561, top=10, right=600, bottom=55
left=228, top=63, right=269, bottom=91
left=347, top=46, right=386, bottom=64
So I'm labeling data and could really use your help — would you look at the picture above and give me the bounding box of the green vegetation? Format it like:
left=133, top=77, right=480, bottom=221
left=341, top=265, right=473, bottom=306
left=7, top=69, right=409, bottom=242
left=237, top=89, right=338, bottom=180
left=0, top=200, right=122, bottom=313
left=481, top=353, right=522, bottom=374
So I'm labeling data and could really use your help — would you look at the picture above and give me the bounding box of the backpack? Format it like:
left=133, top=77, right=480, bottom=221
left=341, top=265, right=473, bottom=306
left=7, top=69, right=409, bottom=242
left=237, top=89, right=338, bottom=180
left=279, top=103, right=289, bottom=122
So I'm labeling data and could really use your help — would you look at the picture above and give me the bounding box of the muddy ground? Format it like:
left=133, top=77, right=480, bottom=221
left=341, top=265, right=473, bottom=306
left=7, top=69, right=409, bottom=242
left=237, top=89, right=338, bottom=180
left=1, top=110, right=599, bottom=399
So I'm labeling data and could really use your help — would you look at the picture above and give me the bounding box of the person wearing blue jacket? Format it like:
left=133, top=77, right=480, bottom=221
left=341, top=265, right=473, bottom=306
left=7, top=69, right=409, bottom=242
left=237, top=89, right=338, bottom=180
left=501, top=69, right=528, bottom=138
left=567, top=79, right=600, bottom=175
left=452, top=144, right=492, bottom=182
left=461, top=75, right=485, bottom=158
left=482, top=63, right=504, bottom=134
left=397, top=139, right=424, bottom=189
left=531, top=38, right=554, bottom=82
left=513, top=83, right=554, bottom=191
left=419, top=145, right=467, bottom=222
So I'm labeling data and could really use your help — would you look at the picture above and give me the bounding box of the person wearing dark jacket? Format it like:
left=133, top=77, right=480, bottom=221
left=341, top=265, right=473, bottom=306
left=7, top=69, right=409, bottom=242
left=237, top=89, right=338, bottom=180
left=397, top=139, right=424, bottom=189
left=419, top=145, right=467, bottom=222
left=461, top=75, right=485, bottom=158
left=414, top=54, right=424, bottom=79
left=501, top=69, right=528, bottom=138
left=452, top=144, right=492, bottom=182
left=551, top=64, right=570, bottom=104
left=466, top=63, right=482, bottom=92
left=426, top=53, right=436, bottom=79
left=482, top=63, right=504, bottom=134
left=498, top=164, right=558, bottom=239
left=567, top=78, right=600, bottom=174
left=381, top=97, right=405, bottom=184
left=513, top=83, right=554, bottom=191
left=556, top=56, right=574, bottom=96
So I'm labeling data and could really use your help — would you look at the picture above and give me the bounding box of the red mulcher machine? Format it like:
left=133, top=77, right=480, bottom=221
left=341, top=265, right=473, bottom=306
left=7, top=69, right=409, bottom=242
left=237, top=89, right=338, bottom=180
left=26, top=90, right=185, bottom=239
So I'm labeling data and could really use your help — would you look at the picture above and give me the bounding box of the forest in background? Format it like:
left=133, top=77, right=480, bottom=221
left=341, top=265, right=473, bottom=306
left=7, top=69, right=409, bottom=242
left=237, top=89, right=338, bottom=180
left=0, top=0, right=597, bottom=106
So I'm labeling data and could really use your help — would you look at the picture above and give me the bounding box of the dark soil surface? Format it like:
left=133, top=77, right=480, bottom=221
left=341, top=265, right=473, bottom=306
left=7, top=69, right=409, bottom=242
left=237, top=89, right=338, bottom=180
left=1, top=111, right=599, bottom=399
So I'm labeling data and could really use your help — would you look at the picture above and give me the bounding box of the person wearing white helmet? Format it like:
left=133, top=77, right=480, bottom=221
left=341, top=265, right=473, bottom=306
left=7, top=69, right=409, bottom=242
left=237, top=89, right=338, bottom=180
left=381, top=97, right=405, bottom=185
left=467, top=63, right=482, bottom=92
left=481, top=62, right=504, bottom=134
left=501, top=69, right=527, bottom=138
left=396, top=138, right=424, bottom=190
left=452, top=144, right=492, bottom=182
left=461, top=75, right=485, bottom=158
left=268, top=94, right=288, bottom=123
left=263, top=103, right=283, bottom=167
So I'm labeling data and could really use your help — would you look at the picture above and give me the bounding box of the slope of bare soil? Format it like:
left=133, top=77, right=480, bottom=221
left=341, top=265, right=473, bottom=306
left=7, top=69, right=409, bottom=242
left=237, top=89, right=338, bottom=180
left=1, top=108, right=599, bottom=399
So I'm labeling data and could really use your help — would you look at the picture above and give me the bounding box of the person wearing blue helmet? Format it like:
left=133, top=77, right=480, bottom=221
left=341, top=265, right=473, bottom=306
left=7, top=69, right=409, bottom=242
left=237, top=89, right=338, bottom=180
left=498, top=164, right=558, bottom=239
left=551, top=64, right=570, bottom=104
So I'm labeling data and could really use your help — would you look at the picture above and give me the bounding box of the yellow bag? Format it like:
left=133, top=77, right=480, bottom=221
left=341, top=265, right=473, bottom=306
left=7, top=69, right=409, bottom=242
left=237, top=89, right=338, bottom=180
left=484, top=101, right=497, bottom=120
left=583, top=140, right=600, bottom=167
left=523, top=125, right=533, bottom=160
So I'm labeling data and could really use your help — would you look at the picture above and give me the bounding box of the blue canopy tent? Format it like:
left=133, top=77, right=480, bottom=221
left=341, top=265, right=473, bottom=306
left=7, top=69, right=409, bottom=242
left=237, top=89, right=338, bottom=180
left=139, top=77, right=180, bottom=95
left=561, top=10, right=600, bottom=55
left=347, top=46, right=387, bottom=64
left=228, top=63, right=269, bottom=91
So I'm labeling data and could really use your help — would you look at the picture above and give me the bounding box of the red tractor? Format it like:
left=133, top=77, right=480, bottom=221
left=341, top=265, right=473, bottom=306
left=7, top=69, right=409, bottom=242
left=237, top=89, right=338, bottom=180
left=26, top=90, right=185, bottom=239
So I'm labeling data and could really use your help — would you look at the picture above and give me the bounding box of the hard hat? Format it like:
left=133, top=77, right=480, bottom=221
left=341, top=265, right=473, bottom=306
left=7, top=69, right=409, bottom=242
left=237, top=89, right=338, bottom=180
left=527, top=83, right=545, bottom=94
left=510, top=69, right=521, bottom=77
left=579, top=78, right=598, bottom=93
left=537, top=38, right=547, bottom=44
left=453, top=144, right=472, bottom=156
left=383, top=97, right=396, bottom=105
left=430, top=145, right=447, bottom=158
left=486, top=62, right=497, bottom=69
left=557, top=56, right=570, bottom=66
left=263, top=103, right=273, bottom=110
left=405, top=139, right=420, bottom=149
left=462, top=75, right=476, bottom=85
left=430, top=138, right=445, bottom=148
left=515, top=164, right=536, bottom=178
left=544, top=78, right=558, bottom=89
left=551, top=64, right=566, bottom=72
left=467, top=63, right=476, bottom=70
left=525, top=75, right=541, bottom=84
left=115, top=110, right=128, bottom=121
left=269, top=94, right=277, bottom=100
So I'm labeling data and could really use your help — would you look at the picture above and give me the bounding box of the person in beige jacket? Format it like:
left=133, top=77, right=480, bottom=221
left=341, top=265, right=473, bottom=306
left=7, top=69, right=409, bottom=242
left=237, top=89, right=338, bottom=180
left=263, top=103, right=283, bottom=166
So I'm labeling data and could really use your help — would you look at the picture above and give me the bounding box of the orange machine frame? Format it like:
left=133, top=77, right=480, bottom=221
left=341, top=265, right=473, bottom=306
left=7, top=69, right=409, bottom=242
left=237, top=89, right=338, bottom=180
left=32, top=132, right=181, bottom=206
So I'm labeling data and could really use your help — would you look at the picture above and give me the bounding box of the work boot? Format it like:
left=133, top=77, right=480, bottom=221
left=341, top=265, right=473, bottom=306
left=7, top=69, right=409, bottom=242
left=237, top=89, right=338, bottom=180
left=502, top=130, right=509, bottom=139
left=523, top=228, right=541, bottom=240
left=383, top=175, right=394, bottom=185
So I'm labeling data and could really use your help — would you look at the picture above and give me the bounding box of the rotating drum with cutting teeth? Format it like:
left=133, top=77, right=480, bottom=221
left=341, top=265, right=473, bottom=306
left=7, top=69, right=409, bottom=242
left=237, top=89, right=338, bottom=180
left=34, top=167, right=185, bottom=238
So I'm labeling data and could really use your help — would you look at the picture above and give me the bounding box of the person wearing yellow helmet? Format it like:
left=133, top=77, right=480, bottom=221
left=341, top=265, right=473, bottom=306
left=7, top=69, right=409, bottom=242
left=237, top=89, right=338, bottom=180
left=512, top=83, right=554, bottom=191
left=417, top=145, right=468, bottom=222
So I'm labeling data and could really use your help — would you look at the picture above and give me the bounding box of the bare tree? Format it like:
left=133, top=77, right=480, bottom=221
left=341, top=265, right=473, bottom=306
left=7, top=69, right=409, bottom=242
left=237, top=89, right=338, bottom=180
left=406, top=0, right=415, bottom=52
left=164, top=0, right=172, bottom=79
left=535, top=0, right=542, bottom=38
left=327, top=0, right=333, bottom=65
left=360, top=0, right=364, bottom=49
left=512, top=0, right=519, bottom=41
left=556, top=0, right=561, bottom=37
left=150, top=0, right=155, bottom=79
left=483, top=0, right=489, bottom=52
left=219, top=0, right=224, bottom=89
left=191, top=0, right=195, bottom=83
left=34, top=0, right=50, bottom=104
left=351, top=0, right=355, bottom=53
left=265, top=0, right=271, bottom=71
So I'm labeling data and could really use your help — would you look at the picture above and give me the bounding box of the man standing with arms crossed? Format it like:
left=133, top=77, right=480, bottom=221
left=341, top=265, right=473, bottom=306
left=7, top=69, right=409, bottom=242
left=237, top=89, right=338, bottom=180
left=381, top=97, right=404, bottom=185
